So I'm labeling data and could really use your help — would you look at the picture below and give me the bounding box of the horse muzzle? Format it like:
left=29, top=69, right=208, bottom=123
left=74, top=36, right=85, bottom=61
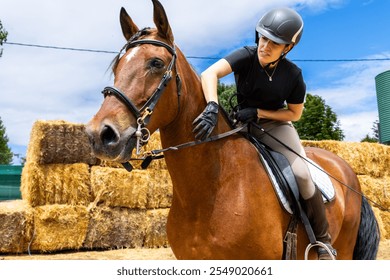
left=85, top=121, right=138, bottom=162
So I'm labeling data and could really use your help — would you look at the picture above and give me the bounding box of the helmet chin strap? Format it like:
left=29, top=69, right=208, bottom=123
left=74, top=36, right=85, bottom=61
left=266, top=44, right=294, bottom=68
left=267, top=55, right=284, bottom=68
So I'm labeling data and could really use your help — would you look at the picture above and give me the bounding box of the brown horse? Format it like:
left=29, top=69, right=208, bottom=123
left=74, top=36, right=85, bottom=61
left=86, top=0, right=379, bottom=259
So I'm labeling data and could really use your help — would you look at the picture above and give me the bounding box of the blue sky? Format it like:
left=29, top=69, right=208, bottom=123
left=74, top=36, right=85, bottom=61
left=1, top=0, right=390, bottom=164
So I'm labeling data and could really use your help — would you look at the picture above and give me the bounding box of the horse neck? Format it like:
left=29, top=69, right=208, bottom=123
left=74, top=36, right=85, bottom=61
left=159, top=47, right=231, bottom=149
left=157, top=48, right=236, bottom=198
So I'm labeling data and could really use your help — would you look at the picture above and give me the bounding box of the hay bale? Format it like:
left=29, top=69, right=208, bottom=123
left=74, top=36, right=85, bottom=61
left=30, top=204, right=89, bottom=252
left=379, top=210, right=390, bottom=240
left=302, top=141, right=390, bottom=177
left=147, top=170, right=172, bottom=208
left=21, top=162, right=91, bottom=207
left=358, top=175, right=390, bottom=210
left=91, top=167, right=172, bottom=209
left=26, top=120, right=97, bottom=165
left=91, top=167, right=148, bottom=209
left=0, top=200, right=34, bottom=253
left=83, top=206, right=146, bottom=249
left=144, top=208, right=169, bottom=248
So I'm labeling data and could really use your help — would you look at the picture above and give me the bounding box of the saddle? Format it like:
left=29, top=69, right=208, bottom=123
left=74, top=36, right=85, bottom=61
left=247, top=134, right=335, bottom=214
left=243, top=132, right=335, bottom=259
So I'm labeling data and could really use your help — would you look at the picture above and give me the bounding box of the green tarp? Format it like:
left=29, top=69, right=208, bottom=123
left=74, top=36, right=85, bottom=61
left=0, top=165, right=22, bottom=200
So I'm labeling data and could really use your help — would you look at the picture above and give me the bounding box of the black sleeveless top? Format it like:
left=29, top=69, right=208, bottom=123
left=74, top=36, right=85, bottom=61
left=224, top=46, right=306, bottom=110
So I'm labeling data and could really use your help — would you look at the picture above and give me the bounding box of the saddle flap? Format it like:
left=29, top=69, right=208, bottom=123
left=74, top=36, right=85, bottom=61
left=247, top=134, right=335, bottom=214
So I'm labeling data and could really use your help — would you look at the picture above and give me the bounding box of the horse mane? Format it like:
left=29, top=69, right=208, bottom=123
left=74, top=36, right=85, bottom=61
left=109, top=27, right=152, bottom=74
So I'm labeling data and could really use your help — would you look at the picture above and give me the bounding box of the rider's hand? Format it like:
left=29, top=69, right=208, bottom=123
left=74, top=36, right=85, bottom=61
left=192, top=101, right=219, bottom=141
left=235, top=107, right=258, bottom=123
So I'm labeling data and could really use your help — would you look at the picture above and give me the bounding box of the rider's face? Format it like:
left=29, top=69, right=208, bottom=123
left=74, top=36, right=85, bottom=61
left=257, top=36, right=290, bottom=65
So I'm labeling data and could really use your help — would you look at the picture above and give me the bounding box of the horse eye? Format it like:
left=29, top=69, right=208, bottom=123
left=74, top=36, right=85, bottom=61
left=150, top=58, right=165, bottom=69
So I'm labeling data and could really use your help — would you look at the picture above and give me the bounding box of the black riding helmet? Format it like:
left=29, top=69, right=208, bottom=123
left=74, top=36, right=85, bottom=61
left=255, top=7, right=304, bottom=46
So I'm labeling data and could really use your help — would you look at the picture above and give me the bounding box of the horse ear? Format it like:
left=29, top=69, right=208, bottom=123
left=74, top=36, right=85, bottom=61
left=152, top=0, right=174, bottom=43
left=120, top=7, right=139, bottom=41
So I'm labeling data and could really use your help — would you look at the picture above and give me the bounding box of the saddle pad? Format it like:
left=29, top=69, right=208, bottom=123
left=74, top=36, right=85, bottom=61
left=261, top=154, right=335, bottom=215
left=306, top=158, right=335, bottom=201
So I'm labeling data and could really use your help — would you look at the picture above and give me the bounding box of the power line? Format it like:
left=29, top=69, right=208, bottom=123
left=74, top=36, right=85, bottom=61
left=4, top=41, right=118, bottom=54
left=293, top=58, right=390, bottom=62
left=4, top=41, right=390, bottom=62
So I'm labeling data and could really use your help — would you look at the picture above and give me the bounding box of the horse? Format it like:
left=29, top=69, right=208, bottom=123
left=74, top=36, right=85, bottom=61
left=86, top=0, right=380, bottom=259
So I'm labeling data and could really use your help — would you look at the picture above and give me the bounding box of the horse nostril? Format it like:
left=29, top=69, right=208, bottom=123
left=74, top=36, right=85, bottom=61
left=100, top=125, right=119, bottom=146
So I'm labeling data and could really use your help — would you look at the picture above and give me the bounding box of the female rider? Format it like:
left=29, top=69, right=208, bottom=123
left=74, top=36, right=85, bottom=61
left=192, top=7, right=337, bottom=260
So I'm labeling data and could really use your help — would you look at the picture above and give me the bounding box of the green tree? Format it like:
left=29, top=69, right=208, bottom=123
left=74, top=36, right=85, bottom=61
left=361, top=134, right=377, bottom=143
left=0, top=20, right=8, bottom=57
left=294, top=94, right=344, bottom=141
left=361, top=119, right=379, bottom=143
left=371, top=119, right=379, bottom=140
left=217, top=81, right=237, bottom=112
left=0, top=117, right=13, bottom=164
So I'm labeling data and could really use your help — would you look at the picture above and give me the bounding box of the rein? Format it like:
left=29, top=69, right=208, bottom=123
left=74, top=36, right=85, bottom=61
left=123, top=124, right=248, bottom=172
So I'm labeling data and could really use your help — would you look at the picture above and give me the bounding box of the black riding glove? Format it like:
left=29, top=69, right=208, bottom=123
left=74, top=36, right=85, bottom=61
left=235, top=107, right=258, bottom=123
left=192, top=101, right=219, bottom=141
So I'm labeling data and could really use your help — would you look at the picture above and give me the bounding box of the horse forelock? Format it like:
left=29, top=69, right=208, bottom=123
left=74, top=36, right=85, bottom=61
left=109, top=27, right=153, bottom=74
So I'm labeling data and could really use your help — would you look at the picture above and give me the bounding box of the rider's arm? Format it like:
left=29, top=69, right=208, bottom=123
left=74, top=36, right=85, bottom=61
left=257, top=103, right=304, bottom=122
left=200, top=59, right=233, bottom=104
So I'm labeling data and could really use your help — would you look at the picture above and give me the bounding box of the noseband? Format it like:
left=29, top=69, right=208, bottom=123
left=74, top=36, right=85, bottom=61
left=102, top=39, right=181, bottom=156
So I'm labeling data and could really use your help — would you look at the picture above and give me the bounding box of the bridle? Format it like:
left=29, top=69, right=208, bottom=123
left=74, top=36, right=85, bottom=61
left=102, top=38, right=182, bottom=156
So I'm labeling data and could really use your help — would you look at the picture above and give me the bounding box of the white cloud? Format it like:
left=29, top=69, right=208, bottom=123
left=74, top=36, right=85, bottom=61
left=339, top=111, right=378, bottom=142
left=0, top=46, right=112, bottom=146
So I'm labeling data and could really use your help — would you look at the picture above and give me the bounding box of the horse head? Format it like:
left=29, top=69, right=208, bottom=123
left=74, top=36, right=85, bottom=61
left=86, top=0, right=185, bottom=162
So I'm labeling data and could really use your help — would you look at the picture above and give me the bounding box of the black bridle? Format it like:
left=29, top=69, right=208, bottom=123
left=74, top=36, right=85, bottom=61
left=102, top=39, right=181, bottom=126
left=101, top=39, right=181, bottom=158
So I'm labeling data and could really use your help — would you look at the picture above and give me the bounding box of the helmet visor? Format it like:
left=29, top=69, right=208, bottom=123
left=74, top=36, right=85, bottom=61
left=256, top=28, right=290, bottom=45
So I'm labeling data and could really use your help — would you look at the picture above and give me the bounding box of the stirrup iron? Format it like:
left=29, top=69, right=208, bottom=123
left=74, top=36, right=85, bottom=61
left=304, top=241, right=337, bottom=260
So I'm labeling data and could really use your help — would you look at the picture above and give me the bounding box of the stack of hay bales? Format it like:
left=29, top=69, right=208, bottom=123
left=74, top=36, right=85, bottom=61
left=302, top=140, right=390, bottom=239
left=0, top=120, right=172, bottom=254
left=1, top=120, right=389, bottom=254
